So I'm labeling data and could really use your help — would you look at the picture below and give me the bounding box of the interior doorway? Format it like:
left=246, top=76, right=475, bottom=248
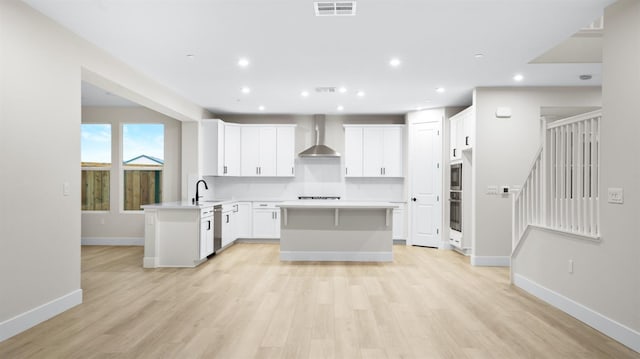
left=408, top=120, right=442, bottom=247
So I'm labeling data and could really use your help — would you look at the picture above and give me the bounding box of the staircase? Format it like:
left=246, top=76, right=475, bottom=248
left=512, top=110, right=602, bottom=257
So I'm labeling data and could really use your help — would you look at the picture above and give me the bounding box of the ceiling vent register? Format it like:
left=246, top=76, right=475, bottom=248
left=314, top=2, right=356, bottom=16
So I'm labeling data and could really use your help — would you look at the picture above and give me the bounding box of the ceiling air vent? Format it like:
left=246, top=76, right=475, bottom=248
left=314, top=1, right=356, bottom=16
left=315, top=87, right=337, bottom=93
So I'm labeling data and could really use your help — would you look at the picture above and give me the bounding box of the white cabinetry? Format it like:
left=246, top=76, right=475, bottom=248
left=276, top=126, right=296, bottom=177
left=241, top=126, right=277, bottom=176
left=344, top=126, right=363, bottom=177
left=200, top=207, right=215, bottom=259
left=450, top=107, right=474, bottom=161
left=221, top=203, right=236, bottom=248
left=235, top=202, right=253, bottom=239
left=201, top=119, right=225, bottom=176
left=252, top=202, right=281, bottom=238
left=223, top=124, right=241, bottom=176
left=392, top=204, right=406, bottom=240
left=344, top=125, right=404, bottom=178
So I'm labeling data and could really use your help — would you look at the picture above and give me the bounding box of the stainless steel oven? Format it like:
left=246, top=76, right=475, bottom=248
left=449, top=191, right=462, bottom=232
left=450, top=163, right=462, bottom=191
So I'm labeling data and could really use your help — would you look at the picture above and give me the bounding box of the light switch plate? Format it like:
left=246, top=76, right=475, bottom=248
left=608, top=188, right=623, bottom=204
left=63, top=182, right=70, bottom=196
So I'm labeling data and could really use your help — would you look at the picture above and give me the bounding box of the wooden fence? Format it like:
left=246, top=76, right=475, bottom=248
left=124, top=170, right=162, bottom=210
left=82, top=170, right=110, bottom=211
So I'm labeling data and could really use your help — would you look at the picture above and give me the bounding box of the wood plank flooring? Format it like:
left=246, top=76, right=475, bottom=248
left=1, top=243, right=638, bottom=359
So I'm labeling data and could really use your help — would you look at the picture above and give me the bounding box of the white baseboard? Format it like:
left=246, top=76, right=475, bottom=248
left=0, top=289, right=82, bottom=342
left=81, top=237, right=144, bottom=246
left=514, top=274, right=640, bottom=353
left=235, top=238, right=280, bottom=244
left=393, top=239, right=406, bottom=245
left=143, top=257, right=158, bottom=268
left=280, top=251, right=392, bottom=262
left=471, top=255, right=510, bottom=267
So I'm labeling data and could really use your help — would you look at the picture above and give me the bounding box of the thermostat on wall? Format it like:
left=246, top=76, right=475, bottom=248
left=496, top=107, right=512, bottom=118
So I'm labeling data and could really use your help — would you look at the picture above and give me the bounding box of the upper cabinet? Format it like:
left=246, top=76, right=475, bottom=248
left=344, top=125, right=404, bottom=178
left=202, top=119, right=225, bottom=176
left=449, top=106, right=474, bottom=161
left=202, top=120, right=296, bottom=177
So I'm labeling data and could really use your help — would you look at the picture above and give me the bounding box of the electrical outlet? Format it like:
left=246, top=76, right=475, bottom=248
left=63, top=182, right=70, bottom=196
left=607, top=188, right=623, bottom=204
left=487, top=186, right=498, bottom=195
left=568, top=259, right=574, bottom=274
left=501, top=186, right=510, bottom=194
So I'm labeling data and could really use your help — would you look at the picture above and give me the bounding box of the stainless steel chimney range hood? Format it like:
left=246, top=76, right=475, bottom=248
left=299, top=114, right=340, bottom=158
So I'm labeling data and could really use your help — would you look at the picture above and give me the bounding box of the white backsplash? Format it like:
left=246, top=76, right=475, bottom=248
left=205, top=158, right=404, bottom=202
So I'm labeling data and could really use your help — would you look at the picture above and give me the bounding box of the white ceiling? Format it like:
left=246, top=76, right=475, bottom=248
left=25, top=0, right=614, bottom=115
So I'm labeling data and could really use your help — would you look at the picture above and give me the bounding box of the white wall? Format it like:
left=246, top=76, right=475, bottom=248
left=0, top=0, right=207, bottom=340
left=81, top=107, right=182, bottom=240
left=473, top=87, right=601, bottom=263
left=512, top=0, right=640, bottom=344
left=206, top=114, right=406, bottom=202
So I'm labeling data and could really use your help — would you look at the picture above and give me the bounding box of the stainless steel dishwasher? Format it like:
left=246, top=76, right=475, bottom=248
left=213, top=205, right=223, bottom=253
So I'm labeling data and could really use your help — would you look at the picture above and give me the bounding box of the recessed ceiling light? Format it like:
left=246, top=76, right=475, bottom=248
left=474, top=53, right=484, bottom=59
left=356, top=91, right=365, bottom=97
left=258, top=105, right=265, bottom=111
left=301, top=91, right=309, bottom=97
left=436, top=87, right=445, bottom=93
left=238, top=58, right=250, bottom=67
left=338, top=87, right=347, bottom=93
left=513, top=74, right=524, bottom=82
left=337, top=105, right=344, bottom=111
left=241, top=86, right=251, bottom=94
left=186, top=54, right=195, bottom=59
left=389, top=58, right=401, bottom=67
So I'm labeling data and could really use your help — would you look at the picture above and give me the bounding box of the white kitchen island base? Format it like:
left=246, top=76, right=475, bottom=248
left=277, top=202, right=397, bottom=262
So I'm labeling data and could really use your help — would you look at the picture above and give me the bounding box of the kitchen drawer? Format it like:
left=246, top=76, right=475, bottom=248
left=253, top=201, right=280, bottom=209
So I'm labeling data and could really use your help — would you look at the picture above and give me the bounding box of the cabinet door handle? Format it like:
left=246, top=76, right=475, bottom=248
left=259, top=167, right=262, bottom=175
left=207, top=220, right=211, bottom=230
left=383, top=167, right=386, bottom=175
left=274, top=211, right=278, bottom=219
left=453, top=148, right=457, bottom=157
left=226, top=214, right=229, bottom=223
left=465, top=136, right=469, bottom=146
left=345, top=167, right=348, bottom=175
left=256, top=167, right=259, bottom=175
left=223, top=165, right=227, bottom=174
left=292, top=167, right=294, bottom=175
left=411, top=197, right=417, bottom=202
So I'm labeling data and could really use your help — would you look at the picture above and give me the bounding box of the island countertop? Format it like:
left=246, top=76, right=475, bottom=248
left=277, top=200, right=398, bottom=209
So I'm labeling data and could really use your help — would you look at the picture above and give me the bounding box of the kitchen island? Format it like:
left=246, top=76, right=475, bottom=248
left=142, top=201, right=230, bottom=268
left=277, top=201, right=398, bottom=262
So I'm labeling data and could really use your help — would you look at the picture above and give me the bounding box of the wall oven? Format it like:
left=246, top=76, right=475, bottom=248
left=450, top=163, right=462, bottom=191
left=449, top=191, right=462, bottom=232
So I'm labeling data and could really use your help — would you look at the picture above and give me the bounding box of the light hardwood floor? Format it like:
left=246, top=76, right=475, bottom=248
left=1, top=243, right=638, bottom=359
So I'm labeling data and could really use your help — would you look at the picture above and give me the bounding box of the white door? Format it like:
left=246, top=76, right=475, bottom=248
left=410, top=121, right=441, bottom=247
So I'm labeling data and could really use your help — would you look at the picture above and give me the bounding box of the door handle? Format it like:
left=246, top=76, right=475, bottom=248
left=412, top=197, right=417, bottom=202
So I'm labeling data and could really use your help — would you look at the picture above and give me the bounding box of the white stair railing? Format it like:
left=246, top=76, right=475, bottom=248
left=513, top=110, right=601, bottom=253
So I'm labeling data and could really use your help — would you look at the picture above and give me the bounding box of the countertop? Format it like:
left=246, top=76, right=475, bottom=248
left=277, top=200, right=399, bottom=209
left=141, top=200, right=233, bottom=210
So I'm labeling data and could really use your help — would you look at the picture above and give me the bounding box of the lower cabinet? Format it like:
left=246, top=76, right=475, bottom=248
left=199, top=207, right=215, bottom=259
left=221, top=204, right=236, bottom=248
left=252, top=202, right=281, bottom=238
left=392, top=205, right=406, bottom=240
left=235, top=202, right=253, bottom=239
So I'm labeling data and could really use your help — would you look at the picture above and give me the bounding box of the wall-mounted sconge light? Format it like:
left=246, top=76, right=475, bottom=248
left=496, top=107, right=512, bottom=118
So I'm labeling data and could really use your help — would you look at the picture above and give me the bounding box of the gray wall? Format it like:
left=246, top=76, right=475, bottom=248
left=473, top=87, right=601, bottom=262
left=81, top=107, right=182, bottom=240
left=513, top=0, right=640, bottom=335
left=0, top=0, right=207, bottom=331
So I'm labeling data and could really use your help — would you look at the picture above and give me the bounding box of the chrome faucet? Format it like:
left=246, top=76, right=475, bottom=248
left=195, top=179, right=208, bottom=203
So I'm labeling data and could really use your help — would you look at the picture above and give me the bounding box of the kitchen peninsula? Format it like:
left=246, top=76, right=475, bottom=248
left=277, top=201, right=398, bottom=262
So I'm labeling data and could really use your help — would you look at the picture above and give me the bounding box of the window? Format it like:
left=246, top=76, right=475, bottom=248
left=81, top=124, right=111, bottom=211
left=122, top=124, right=164, bottom=211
